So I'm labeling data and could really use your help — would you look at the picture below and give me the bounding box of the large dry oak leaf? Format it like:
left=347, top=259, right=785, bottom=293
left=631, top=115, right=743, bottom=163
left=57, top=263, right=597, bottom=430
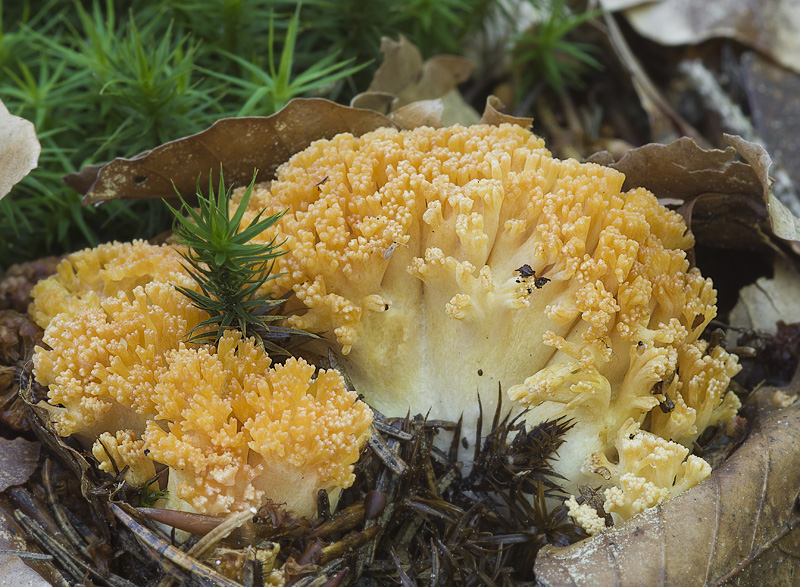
left=535, top=400, right=800, bottom=586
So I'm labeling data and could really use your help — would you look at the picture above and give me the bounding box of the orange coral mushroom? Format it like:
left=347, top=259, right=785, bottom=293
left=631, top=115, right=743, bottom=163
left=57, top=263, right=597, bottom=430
left=30, top=240, right=192, bottom=329
left=143, top=332, right=372, bottom=517
left=33, top=279, right=206, bottom=443
left=232, top=123, right=740, bottom=522
left=31, top=244, right=372, bottom=517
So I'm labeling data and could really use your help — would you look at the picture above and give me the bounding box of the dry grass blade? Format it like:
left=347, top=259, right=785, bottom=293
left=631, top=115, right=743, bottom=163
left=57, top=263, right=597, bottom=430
left=600, top=12, right=705, bottom=145
left=110, top=503, right=241, bottom=587
left=367, top=424, right=409, bottom=476
left=156, top=508, right=256, bottom=587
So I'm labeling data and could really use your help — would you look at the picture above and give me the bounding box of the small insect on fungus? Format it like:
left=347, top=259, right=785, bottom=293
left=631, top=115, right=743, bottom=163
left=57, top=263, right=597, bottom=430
left=515, top=264, right=550, bottom=289
left=382, top=241, right=408, bottom=260
left=651, top=371, right=676, bottom=397
left=315, top=176, right=329, bottom=190
left=658, top=392, right=675, bottom=413
left=516, top=264, right=535, bottom=278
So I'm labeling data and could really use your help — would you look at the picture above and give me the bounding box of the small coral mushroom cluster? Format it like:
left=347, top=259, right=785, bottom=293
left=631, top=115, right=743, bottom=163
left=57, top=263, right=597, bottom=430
left=30, top=241, right=373, bottom=517
left=30, top=122, right=741, bottom=535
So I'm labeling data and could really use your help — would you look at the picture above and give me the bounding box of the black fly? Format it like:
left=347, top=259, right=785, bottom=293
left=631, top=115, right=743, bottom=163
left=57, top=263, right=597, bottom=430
left=516, top=264, right=535, bottom=278
left=516, top=264, right=550, bottom=289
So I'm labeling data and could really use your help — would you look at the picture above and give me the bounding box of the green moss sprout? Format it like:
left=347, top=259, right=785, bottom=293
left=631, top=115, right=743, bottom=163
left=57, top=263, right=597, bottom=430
left=167, top=171, right=313, bottom=354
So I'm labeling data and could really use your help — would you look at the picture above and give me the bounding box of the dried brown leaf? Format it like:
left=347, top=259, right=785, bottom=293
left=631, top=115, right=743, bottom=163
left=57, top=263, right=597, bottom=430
left=535, top=401, right=800, bottom=587
left=478, top=96, right=533, bottom=128
left=0, top=100, right=40, bottom=200
left=0, top=438, right=40, bottom=492
left=70, top=97, right=536, bottom=209
left=68, top=99, right=395, bottom=205
left=363, top=36, right=473, bottom=101
left=727, top=524, right=800, bottom=587
left=351, top=36, right=479, bottom=127
left=603, top=135, right=797, bottom=247
left=364, top=35, right=425, bottom=97
left=729, top=257, right=800, bottom=333
left=599, top=0, right=800, bottom=76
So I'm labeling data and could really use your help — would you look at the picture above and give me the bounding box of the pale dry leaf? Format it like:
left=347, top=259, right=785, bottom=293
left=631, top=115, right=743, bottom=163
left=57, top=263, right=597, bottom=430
left=599, top=0, right=800, bottom=76
left=389, top=99, right=445, bottom=129
left=535, top=401, right=800, bottom=586
left=0, top=437, right=40, bottom=492
left=0, top=499, right=63, bottom=587
left=365, top=35, right=424, bottom=96
left=728, top=257, right=800, bottom=333
left=68, top=98, right=395, bottom=205
left=365, top=36, right=474, bottom=104
left=351, top=36, right=480, bottom=127
left=0, top=100, right=40, bottom=200
left=0, top=554, right=51, bottom=587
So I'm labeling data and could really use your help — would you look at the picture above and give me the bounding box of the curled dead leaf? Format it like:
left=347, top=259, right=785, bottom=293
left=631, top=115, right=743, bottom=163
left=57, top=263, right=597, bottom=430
left=0, top=100, right=40, bottom=200
left=535, top=399, right=800, bottom=586
left=479, top=95, right=533, bottom=128
left=599, top=135, right=800, bottom=247
left=67, top=99, right=395, bottom=205
left=351, top=36, right=479, bottom=127
left=72, top=97, right=531, bottom=207
left=727, top=134, right=800, bottom=242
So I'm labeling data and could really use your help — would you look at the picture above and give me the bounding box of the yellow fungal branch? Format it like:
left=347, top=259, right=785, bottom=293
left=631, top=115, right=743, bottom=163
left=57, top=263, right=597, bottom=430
left=232, top=123, right=741, bottom=525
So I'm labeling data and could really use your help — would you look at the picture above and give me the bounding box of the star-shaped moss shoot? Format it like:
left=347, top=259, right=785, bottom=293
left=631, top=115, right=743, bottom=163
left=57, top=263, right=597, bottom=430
left=167, top=170, right=313, bottom=353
